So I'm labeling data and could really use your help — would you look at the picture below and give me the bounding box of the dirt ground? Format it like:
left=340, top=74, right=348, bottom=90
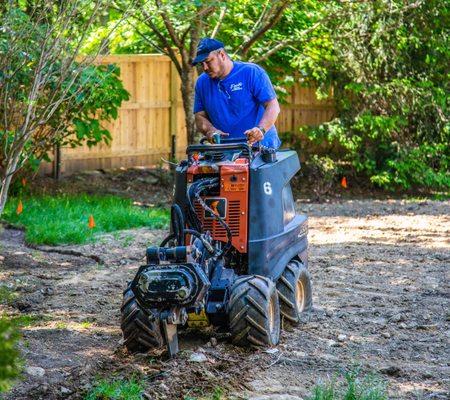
left=0, top=170, right=449, bottom=400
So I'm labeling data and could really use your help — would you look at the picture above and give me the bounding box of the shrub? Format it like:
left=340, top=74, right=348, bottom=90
left=295, top=0, right=449, bottom=191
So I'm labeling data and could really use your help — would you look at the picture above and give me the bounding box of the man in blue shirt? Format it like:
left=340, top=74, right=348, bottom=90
left=193, top=38, right=281, bottom=148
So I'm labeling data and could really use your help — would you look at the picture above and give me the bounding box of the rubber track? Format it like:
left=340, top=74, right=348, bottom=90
left=229, top=275, right=280, bottom=347
left=120, top=286, right=165, bottom=353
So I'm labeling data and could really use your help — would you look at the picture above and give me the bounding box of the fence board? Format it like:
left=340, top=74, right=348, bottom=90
left=48, top=55, right=334, bottom=174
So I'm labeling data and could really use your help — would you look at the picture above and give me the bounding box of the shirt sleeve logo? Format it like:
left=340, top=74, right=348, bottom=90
left=230, top=82, right=243, bottom=92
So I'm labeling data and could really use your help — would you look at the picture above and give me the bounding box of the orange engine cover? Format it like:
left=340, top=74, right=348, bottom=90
left=187, top=160, right=249, bottom=253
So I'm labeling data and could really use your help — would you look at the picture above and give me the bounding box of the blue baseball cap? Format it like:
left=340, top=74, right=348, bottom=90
left=192, top=38, right=224, bottom=65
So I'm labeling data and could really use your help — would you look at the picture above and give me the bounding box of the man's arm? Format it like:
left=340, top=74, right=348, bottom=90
left=195, top=111, right=229, bottom=141
left=245, top=98, right=281, bottom=144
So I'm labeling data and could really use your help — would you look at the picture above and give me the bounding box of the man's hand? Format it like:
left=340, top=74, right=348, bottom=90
left=206, top=129, right=229, bottom=143
left=244, top=127, right=264, bottom=144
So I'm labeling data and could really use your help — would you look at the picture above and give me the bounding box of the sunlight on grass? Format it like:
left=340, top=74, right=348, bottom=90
left=307, top=369, right=387, bottom=400
left=2, top=194, right=169, bottom=245
left=10, top=314, right=52, bottom=328
left=85, top=378, right=144, bottom=400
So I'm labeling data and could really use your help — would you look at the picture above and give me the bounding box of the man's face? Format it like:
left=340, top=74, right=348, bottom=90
left=201, top=50, right=226, bottom=79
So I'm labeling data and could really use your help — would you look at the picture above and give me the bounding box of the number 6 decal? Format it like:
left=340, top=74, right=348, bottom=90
left=263, top=181, right=272, bottom=195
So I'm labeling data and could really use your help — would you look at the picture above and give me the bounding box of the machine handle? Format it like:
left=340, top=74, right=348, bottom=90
left=186, top=142, right=253, bottom=158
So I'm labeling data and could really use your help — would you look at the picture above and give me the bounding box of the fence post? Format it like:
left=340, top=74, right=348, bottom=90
left=52, top=144, right=61, bottom=180
left=169, top=61, right=179, bottom=168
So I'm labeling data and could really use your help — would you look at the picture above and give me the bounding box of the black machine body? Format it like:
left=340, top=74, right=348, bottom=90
left=122, top=138, right=312, bottom=356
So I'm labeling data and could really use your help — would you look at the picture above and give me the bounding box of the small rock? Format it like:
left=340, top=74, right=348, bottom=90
left=159, top=383, right=169, bottom=392
left=203, top=369, right=215, bottom=379
left=25, top=366, right=46, bottom=378
left=327, top=339, right=339, bottom=347
left=322, top=353, right=339, bottom=361
left=292, top=351, right=307, bottom=357
left=422, top=371, right=434, bottom=379
left=389, top=313, right=405, bottom=323
left=264, top=348, right=279, bottom=354
left=60, top=386, right=72, bottom=395
left=381, top=332, right=391, bottom=338
left=41, top=287, right=54, bottom=296
left=210, top=337, right=218, bottom=347
left=325, top=310, right=333, bottom=317
left=399, top=322, right=407, bottom=329
left=379, top=365, right=401, bottom=377
left=15, top=300, right=32, bottom=311
left=189, top=352, right=208, bottom=363
left=337, top=334, right=347, bottom=342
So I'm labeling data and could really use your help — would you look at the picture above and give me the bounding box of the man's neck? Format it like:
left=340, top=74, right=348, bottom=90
left=219, top=59, right=234, bottom=80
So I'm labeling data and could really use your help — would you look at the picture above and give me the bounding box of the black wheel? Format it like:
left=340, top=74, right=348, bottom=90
left=276, top=260, right=313, bottom=325
left=229, top=275, right=280, bottom=347
left=120, top=285, right=165, bottom=353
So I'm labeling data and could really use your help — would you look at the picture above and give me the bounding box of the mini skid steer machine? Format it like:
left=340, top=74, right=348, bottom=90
left=121, top=138, right=312, bottom=356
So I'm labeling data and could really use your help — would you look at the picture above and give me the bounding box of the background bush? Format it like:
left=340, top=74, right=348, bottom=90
left=295, top=0, right=449, bottom=191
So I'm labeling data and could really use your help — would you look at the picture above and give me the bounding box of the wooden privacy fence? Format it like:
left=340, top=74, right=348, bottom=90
left=50, top=54, right=334, bottom=174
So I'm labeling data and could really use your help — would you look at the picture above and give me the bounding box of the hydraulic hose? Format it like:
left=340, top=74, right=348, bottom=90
left=170, top=204, right=185, bottom=246
left=194, top=192, right=232, bottom=257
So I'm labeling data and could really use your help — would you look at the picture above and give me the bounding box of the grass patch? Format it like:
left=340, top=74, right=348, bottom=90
left=0, top=285, right=17, bottom=305
left=10, top=313, right=52, bottom=328
left=85, top=378, right=144, bottom=400
left=0, top=317, right=22, bottom=392
left=2, top=194, right=169, bottom=245
left=307, top=369, right=387, bottom=400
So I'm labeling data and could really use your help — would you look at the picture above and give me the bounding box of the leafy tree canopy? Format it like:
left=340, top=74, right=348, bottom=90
left=294, top=0, right=449, bottom=190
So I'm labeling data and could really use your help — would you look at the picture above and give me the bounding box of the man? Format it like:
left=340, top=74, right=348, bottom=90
left=193, top=38, right=281, bottom=148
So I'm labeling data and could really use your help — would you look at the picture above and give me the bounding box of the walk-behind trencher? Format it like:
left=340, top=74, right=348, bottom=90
left=120, top=138, right=312, bottom=356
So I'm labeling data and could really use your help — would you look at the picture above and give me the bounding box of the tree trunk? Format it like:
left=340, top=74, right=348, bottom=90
left=0, top=151, right=21, bottom=216
left=180, top=67, right=196, bottom=144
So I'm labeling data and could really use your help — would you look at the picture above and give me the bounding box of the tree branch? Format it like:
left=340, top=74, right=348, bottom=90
left=155, top=0, right=183, bottom=50
left=249, top=19, right=323, bottom=63
left=210, top=4, right=227, bottom=38
left=239, top=0, right=291, bottom=58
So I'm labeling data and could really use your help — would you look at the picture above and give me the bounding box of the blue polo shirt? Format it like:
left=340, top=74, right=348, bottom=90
left=194, top=61, right=281, bottom=148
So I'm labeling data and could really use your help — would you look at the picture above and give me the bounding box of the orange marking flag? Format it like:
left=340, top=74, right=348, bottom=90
left=341, top=176, right=348, bottom=189
left=88, top=215, right=96, bottom=229
left=16, top=200, right=23, bottom=215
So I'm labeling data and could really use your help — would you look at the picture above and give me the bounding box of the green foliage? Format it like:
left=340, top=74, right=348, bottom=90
left=0, top=285, right=22, bottom=393
left=85, top=378, right=144, bottom=400
left=296, top=0, right=450, bottom=191
left=306, top=155, right=340, bottom=195
left=0, top=317, right=22, bottom=392
left=0, top=285, right=17, bottom=306
left=2, top=194, right=169, bottom=245
left=85, top=1, right=318, bottom=98
left=60, top=64, right=130, bottom=150
left=307, top=369, right=387, bottom=400
left=0, top=5, right=129, bottom=173
left=9, top=314, right=52, bottom=328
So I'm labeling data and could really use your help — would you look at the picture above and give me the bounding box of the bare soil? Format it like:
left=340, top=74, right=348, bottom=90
left=0, top=170, right=449, bottom=400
